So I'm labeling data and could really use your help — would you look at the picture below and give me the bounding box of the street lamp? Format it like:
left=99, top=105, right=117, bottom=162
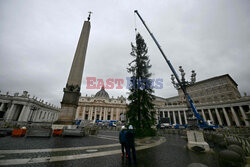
left=171, top=66, right=197, bottom=127
left=171, top=66, right=196, bottom=89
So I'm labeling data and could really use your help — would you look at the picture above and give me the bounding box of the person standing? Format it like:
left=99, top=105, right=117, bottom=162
left=127, top=125, right=137, bottom=164
left=119, top=126, right=127, bottom=158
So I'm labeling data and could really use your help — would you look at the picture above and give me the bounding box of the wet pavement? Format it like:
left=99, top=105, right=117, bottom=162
left=0, top=134, right=117, bottom=150
left=0, top=130, right=220, bottom=167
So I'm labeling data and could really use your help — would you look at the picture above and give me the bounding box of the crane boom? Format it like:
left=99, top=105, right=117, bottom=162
left=134, top=10, right=210, bottom=128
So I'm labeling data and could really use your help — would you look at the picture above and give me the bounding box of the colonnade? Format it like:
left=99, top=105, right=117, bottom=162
left=76, top=106, right=126, bottom=122
left=158, top=103, right=250, bottom=127
left=0, top=101, right=58, bottom=123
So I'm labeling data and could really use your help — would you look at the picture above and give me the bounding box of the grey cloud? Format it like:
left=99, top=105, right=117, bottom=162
left=1, top=0, right=250, bottom=106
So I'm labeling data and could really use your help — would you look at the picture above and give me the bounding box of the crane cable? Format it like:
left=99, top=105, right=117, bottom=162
left=134, top=12, right=138, bottom=37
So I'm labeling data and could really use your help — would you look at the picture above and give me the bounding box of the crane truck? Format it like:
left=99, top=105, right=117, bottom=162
left=134, top=10, right=218, bottom=129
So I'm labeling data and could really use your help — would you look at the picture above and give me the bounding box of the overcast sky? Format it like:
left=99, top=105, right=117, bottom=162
left=0, top=0, right=249, bottom=107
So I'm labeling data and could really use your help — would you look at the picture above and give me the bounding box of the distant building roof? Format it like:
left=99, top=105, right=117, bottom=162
left=192, top=74, right=238, bottom=87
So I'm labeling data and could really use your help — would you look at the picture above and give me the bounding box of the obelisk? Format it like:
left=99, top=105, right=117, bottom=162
left=58, top=13, right=91, bottom=124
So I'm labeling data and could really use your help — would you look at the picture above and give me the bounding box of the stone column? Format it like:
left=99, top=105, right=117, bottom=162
left=173, top=111, right=176, bottom=124
left=0, top=103, right=4, bottom=111
left=178, top=111, right=182, bottom=125
left=50, top=113, right=53, bottom=122
left=54, top=113, right=57, bottom=121
left=167, top=111, right=170, bottom=118
left=82, top=107, right=86, bottom=120
left=33, top=110, right=39, bottom=122
left=36, top=110, right=41, bottom=121
left=48, top=112, right=52, bottom=122
left=51, top=112, right=54, bottom=121
left=222, top=108, right=231, bottom=126
left=215, top=108, right=223, bottom=125
left=17, top=105, right=27, bottom=122
left=52, top=113, right=56, bottom=121
left=47, top=112, right=50, bottom=122
left=89, top=107, right=93, bottom=120
left=94, top=108, right=97, bottom=121
left=75, top=106, right=81, bottom=119
left=33, top=109, right=39, bottom=121
left=4, top=103, right=15, bottom=121
left=41, top=111, right=44, bottom=121
left=107, top=108, right=109, bottom=120
left=184, top=110, right=187, bottom=124
left=46, top=112, right=50, bottom=122
left=104, top=108, right=107, bottom=120
left=201, top=109, right=206, bottom=121
left=230, top=107, right=240, bottom=127
left=99, top=108, right=101, bottom=120
left=27, top=106, right=35, bottom=122
left=208, top=109, right=214, bottom=123
left=239, top=106, right=249, bottom=126
left=116, top=109, right=119, bottom=120
left=50, top=112, right=54, bottom=122
left=163, top=111, right=165, bottom=118
left=113, top=108, right=116, bottom=120
left=111, top=108, right=114, bottom=120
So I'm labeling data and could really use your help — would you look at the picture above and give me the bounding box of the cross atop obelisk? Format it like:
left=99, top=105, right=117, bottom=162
left=57, top=13, right=91, bottom=124
left=87, top=11, right=92, bottom=21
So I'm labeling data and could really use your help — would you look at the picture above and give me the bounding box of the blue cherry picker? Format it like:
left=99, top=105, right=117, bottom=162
left=134, top=10, right=218, bottom=129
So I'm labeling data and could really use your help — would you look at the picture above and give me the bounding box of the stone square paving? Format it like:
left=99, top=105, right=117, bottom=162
left=0, top=130, right=220, bottom=167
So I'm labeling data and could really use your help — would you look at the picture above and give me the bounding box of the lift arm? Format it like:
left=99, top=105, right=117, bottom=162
left=134, top=10, right=207, bottom=127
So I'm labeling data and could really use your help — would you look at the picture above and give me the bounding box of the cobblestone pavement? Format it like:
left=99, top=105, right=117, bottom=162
left=0, top=133, right=118, bottom=150
left=0, top=130, right=219, bottom=167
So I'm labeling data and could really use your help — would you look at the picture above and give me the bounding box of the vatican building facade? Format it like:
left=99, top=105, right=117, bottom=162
left=154, top=74, right=250, bottom=127
left=75, top=87, right=127, bottom=122
left=0, top=91, right=59, bottom=123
